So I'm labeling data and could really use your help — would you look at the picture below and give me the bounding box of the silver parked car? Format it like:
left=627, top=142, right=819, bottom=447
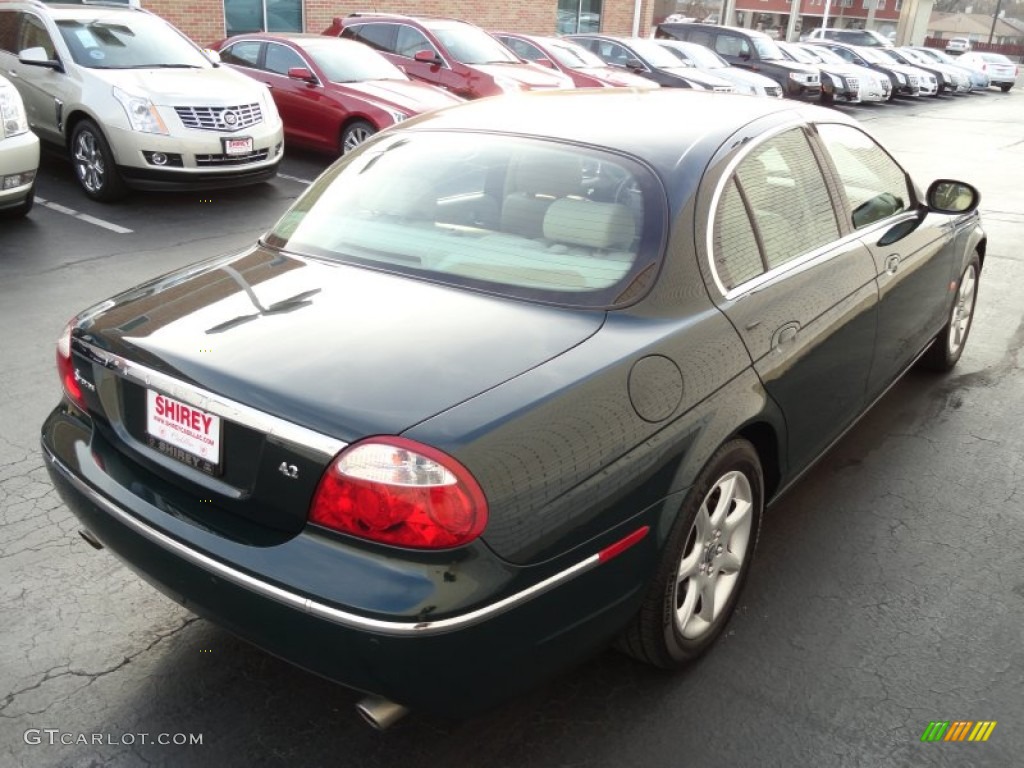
left=0, top=71, right=38, bottom=216
left=0, top=0, right=284, bottom=201
left=908, top=47, right=989, bottom=90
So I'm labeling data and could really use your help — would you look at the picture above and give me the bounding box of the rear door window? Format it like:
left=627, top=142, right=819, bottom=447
left=344, top=23, right=396, bottom=53
left=220, top=40, right=261, bottom=68
left=712, top=127, right=841, bottom=289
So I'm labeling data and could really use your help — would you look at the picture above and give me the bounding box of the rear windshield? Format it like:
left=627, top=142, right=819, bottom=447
left=265, top=133, right=664, bottom=308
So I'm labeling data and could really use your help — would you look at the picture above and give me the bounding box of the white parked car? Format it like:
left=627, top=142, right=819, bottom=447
left=0, top=1, right=284, bottom=201
left=794, top=43, right=890, bottom=103
left=945, top=37, right=971, bottom=54
left=956, top=51, right=1018, bottom=92
left=0, top=72, right=38, bottom=216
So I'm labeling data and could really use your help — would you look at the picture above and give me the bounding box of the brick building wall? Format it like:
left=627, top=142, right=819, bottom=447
left=143, top=1, right=652, bottom=46
left=600, top=0, right=654, bottom=37
left=145, top=0, right=226, bottom=46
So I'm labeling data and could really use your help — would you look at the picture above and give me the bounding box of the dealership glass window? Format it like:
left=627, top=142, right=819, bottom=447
left=556, top=0, right=602, bottom=35
left=224, top=0, right=301, bottom=36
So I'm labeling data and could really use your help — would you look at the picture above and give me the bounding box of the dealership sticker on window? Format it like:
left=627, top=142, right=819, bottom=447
left=223, top=137, right=253, bottom=156
left=146, top=390, right=222, bottom=475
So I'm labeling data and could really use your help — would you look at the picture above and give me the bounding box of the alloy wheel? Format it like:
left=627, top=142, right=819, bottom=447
left=947, top=263, right=978, bottom=357
left=74, top=130, right=105, bottom=193
left=674, top=470, right=754, bottom=640
left=343, top=124, right=374, bottom=154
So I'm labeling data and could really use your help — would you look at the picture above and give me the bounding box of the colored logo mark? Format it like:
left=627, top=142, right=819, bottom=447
left=920, top=721, right=997, bottom=742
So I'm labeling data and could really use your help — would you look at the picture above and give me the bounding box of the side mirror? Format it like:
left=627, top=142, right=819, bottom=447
left=202, top=48, right=222, bottom=64
left=624, top=57, right=645, bottom=72
left=413, top=49, right=441, bottom=65
left=926, top=179, right=979, bottom=214
left=287, top=67, right=317, bottom=84
left=19, top=46, right=63, bottom=72
left=852, top=192, right=904, bottom=229
left=533, top=57, right=555, bottom=69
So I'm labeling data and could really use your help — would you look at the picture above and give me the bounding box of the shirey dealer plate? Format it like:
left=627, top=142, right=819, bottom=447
left=145, top=390, right=222, bottom=475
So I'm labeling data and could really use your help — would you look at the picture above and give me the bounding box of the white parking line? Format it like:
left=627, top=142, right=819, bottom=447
left=277, top=173, right=314, bottom=185
left=35, top=196, right=134, bottom=234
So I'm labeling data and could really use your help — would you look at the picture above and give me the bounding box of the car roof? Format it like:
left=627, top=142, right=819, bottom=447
left=225, top=32, right=348, bottom=44
left=659, top=22, right=774, bottom=41
left=24, top=3, right=141, bottom=18
left=398, top=89, right=851, bottom=174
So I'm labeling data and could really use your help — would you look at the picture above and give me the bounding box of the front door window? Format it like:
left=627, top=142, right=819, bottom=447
left=556, top=0, right=602, bottom=34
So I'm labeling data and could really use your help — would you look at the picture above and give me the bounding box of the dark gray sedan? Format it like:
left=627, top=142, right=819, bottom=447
left=42, top=90, right=984, bottom=728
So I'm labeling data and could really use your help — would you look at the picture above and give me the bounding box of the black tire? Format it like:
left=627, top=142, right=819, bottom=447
left=70, top=119, right=127, bottom=202
left=617, top=439, right=763, bottom=668
left=919, top=254, right=981, bottom=372
left=1000, top=83, right=1012, bottom=93
left=1, top=186, right=34, bottom=218
left=341, top=120, right=376, bottom=155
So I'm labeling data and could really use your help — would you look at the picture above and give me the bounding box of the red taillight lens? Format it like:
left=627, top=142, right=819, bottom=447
left=309, top=437, right=488, bottom=549
left=56, top=320, right=86, bottom=408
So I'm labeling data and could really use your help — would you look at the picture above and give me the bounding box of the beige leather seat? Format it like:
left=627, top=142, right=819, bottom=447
left=500, top=154, right=582, bottom=239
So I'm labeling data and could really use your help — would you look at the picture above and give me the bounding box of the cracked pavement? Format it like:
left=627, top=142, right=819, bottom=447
left=2, top=93, right=1023, bottom=767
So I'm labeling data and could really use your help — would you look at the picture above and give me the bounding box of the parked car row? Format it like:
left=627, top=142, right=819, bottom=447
left=656, top=21, right=1017, bottom=104
left=2, top=0, right=1016, bottom=209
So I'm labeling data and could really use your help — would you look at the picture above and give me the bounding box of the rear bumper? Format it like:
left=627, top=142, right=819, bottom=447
left=42, top=405, right=656, bottom=715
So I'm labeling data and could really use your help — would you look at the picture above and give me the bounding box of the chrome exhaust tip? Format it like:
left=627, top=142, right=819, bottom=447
left=355, top=695, right=409, bottom=731
left=78, top=529, right=104, bottom=550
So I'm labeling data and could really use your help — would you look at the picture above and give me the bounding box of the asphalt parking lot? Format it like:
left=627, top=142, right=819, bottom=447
left=2, top=87, right=1023, bottom=767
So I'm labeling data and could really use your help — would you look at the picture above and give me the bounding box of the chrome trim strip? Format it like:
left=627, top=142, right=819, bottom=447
left=46, top=448, right=601, bottom=636
left=76, top=340, right=346, bottom=459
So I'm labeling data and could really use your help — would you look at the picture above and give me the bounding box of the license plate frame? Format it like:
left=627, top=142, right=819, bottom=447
left=145, top=390, right=222, bottom=476
left=222, top=136, right=253, bottom=156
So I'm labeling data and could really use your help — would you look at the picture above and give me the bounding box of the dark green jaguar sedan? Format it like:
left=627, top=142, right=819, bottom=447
left=42, top=89, right=984, bottom=728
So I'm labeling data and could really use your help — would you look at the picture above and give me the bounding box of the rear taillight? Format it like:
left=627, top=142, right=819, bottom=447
left=56, top=320, right=86, bottom=409
left=309, top=437, right=488, bottom=549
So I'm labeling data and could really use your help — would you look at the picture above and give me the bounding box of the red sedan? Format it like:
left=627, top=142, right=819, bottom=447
left=215, top=33, right=463, bottom=155
left=492, top=32, right=658, bottom=89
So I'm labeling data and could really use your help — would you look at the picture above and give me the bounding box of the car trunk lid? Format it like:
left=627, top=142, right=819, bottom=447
left=71, top=246, right=605, bottom=533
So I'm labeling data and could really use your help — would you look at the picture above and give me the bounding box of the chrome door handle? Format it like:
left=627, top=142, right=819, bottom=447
left=771, top=322, right=800, bottom=350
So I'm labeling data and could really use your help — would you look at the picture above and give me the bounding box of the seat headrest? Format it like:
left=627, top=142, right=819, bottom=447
left=542, top=199, right=636, bottom=250
left=507, top=154, right=582, bottom=199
